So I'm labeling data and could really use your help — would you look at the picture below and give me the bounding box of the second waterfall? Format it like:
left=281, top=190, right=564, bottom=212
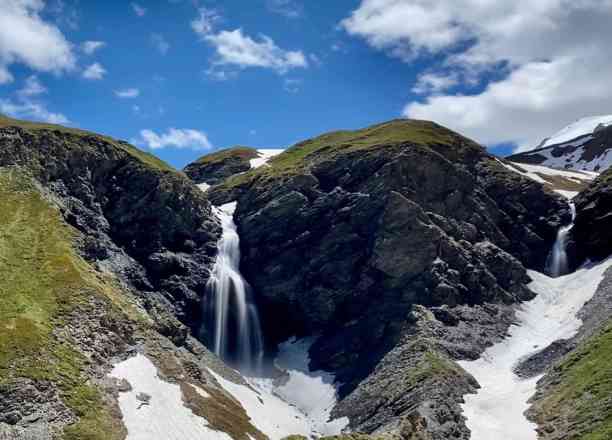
left=201, top=202, right=264, bottom=372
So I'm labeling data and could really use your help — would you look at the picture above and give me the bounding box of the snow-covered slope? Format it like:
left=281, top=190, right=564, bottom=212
left=250, top=149, right=283, bottom=168
left=499, top=160, right=597, bottom=199
left=539, top=115, right=612, bottom=149
left=459, top=257, right=612, bottom=440
left=508, top=115, right=612, bottom=172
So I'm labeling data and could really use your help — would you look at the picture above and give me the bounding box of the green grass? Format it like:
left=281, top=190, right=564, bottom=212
left=0, top=167, right=126, bottom=439
left=404, top=348, right=463, bottom=388
left=533, top=323, right=612, bottom=439
left=215, top=119, right=466, bottom=192
left=0, top=114, right=173, bottom=172
left=192, top=146, right=258, bottom=165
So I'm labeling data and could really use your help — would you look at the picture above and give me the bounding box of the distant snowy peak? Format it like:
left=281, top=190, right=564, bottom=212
left=508, top=115, right=612, bottom=173
left=539, top=115, right=612, bottom=149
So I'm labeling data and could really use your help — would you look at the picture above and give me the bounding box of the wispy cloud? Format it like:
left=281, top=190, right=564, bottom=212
left=82, top=62, right=106, bottom=80
left=136, top=128, right=213, bottom=150
left=115, top=88, right=140, bottom=98
left=131, top=2, right=146, bottom=17
left=151, top=34, right=170, bottom=55
left=18, top=75, right=47, bottom=97
left=283, top=78, right=302, bottom=93
left=266, top=0, right=303, bottom=19
left=191, top=7, right=220, bottom=38
left=81, top=40, right=106, bottom=55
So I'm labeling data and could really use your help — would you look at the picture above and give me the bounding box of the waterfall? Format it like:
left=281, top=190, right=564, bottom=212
left=546, top=203, right=576, bottom=278
left=202, top=202, right=264, bottom=372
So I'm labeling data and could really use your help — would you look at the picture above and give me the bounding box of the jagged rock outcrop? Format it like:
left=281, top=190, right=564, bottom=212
left=0, top=116, right=220, bottom=337
left=207, top=119, right=568, bottom=437
left=570, top=167, right=612, bottom=265
left=183, top=146, right=259, bottom=185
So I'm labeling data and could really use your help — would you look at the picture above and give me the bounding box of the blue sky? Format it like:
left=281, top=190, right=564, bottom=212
left=2, top=1, right=611, bottom=168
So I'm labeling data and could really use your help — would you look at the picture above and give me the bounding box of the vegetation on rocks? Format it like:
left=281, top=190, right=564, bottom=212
left=0, top=168, right=127, bottom=439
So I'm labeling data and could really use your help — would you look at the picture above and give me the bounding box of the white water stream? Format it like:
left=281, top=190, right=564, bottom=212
left=460, top=203, right=612, bottom=439
left=546, top=203, right=576, bottom=278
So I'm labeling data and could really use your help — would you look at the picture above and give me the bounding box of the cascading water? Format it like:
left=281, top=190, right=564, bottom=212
left=546, top=203, right=576, bottom=277
left=201, top=202, right=264, bottom=372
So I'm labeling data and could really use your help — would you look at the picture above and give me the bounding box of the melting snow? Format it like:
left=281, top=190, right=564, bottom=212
left=540, top=115, right=612, bottom=148
left=249, top=149, right=283, bottom=169
left=459, top=257, right=612, bottom=440
left=197, top=182, right=210, bottom=192
left=210, top=337, right=348, bottom=440
left=109, top=354, right=231, bottom=440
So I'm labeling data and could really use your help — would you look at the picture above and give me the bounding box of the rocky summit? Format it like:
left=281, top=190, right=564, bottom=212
left=1, top=115, right=611, bottom=440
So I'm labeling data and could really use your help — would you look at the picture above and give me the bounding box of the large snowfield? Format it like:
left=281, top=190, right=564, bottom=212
left=459, top=257, right=612, bottom=440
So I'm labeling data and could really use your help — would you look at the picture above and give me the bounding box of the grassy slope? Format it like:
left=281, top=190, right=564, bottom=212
left=217, top=119, right=471, bottom=191
left=192, top=146, right=259, bottom=165
left=0, top=114, right=172, bottom=172
left=532, top=323, right=612, bottom=439
left=0, top=168, right=128, bottom=439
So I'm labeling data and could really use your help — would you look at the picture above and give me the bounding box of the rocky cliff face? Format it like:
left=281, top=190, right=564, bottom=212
left=0, top=116, right=262, bottom=439
left=570, top=167, right=612, bottom=266
left=183, top=146, right=259, bottom=185
left=0, top=117, right=220, bottom=338
left=207, top=119, right=568, bottom=437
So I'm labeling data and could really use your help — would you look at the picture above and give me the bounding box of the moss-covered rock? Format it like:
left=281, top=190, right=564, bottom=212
left=184, top=146, right=259, bottom=185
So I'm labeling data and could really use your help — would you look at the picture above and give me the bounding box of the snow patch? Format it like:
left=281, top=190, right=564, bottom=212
left=209, top=337, right=348, bottom=440
left=197, top=182, right=210, bottom=192
left=249, top=149, right=283, bottom=169
left=459, top=257, right=612, bottom=440
left=540, top=115, right=612, bottom=148
left=109, top=354, right=231, bottom=440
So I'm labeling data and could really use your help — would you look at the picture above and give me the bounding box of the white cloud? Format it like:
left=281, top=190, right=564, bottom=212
left=0, top=0, right=75, bottom=82
left=266, top=0, right=303, bottom=19
left=191, top=7, right=219, bottom=38
left=81, top=40, right=105, bottom=55
left=343, top=0, right=612, bottom=151
left=131, top=2, right=146, bottom=17
left=18, top=75, right=47, bottom=97
left=137, top=128, right=213, bottom=150
left=151, top=33, right=170, bottom=55
left=412, top=72, right=458, bottom=95
left=0, top=98, right=68, bottom=124
left=82, top=62, right=106, bottom=80
left=115, top=88, right=140, bottom=98
left=204, top=29, right=308, bottom=74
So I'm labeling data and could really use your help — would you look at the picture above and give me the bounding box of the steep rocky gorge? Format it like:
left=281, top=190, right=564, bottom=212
left=200, top=119, right=571, bottom=437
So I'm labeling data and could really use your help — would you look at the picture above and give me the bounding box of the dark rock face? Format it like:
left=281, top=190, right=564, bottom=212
left=208, top=119, right=567, bottom=436
left=0, top=125, right=220, bottom=338
left=184, top=146, right=259, bottom=185
left=570, top=167, right=612, bottom=265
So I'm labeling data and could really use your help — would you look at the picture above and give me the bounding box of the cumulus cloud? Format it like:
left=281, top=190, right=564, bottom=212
left=82, top=62, right=106, bottom=80
left=205, top=29, right=308, bottom=74
left=81, top=40, right=105, bottom=55
left=191, top=8, right=307, bottom=75
left=151, top=33, right=170, bottom=55
left=115, top=88, right=140, bottom=98
left=137, top=128, right=213, bottom=150
left=266, top=0, right=303, bottom=19
left=343, top=0, right=612, bottom=150
left=0, top=0, right=75, bottom=83
left=131, top=2, right=146, bottom=17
